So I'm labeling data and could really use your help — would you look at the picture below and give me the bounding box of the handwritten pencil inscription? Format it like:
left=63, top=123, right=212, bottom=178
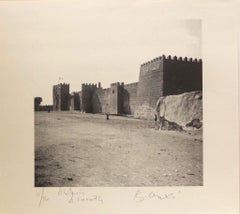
left=37, top=188, right=49, bottom=207
left=133, top=190, right=181, bottom=203
left=36, top=188, right=103, bottom=207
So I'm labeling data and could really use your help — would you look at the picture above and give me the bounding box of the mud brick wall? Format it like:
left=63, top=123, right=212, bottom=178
left=92, top=88, right=111, bottom=113
left=109, top=83, right=119, bottom=114
left=52, top=55, right=202, bottom=117
left=134, top=55, right=202, bottom=119
left=69, top=92, right=80, bottom=111
left=136, top=58, right=164, bottom=108
left=73, top=93, right=80, bottom=110
left=134, top=57, right=164, bottom=119
left=108, top=82, right=126, bottom=114
left=60, top=84, right=70, bottom=111
left=81, top=84, right=97, bottom=113
left=53, top=83, right=69, bottom=111
left=122, top=82, right=138, bottom=114
left=52, top=85, right=59, bottom=111
left=69, top=95, right=74, bottom=111
left=163, top=56, right=202, bottom=96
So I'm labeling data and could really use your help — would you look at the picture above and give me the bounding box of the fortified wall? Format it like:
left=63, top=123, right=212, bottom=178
left=53, top=83, right=70, bottom=111
left=80, top=82, right=138, bottom=115
left=52, top=54, right=202, bottom=120
left=134, top=55, right=202, bottom=118
left=69, top=92, right=80, bottom=111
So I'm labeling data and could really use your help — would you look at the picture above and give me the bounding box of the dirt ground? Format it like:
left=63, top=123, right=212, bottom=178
left=35, top=111, right=203, bottom=187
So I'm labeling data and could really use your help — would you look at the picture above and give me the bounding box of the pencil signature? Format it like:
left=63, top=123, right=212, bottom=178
left=133, top=190, right=181, bottom=202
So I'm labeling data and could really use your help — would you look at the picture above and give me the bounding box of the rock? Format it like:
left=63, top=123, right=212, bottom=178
left=161, top=119, right=183, bottom=131
left=155, top=91, right=202, bottom=130
left=186, top=119, right=202, bottom=129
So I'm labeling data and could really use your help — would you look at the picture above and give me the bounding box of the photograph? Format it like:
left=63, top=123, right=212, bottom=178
left=1, top=1, right=239, bottom=213
left=33, top=17, right=203, bottom=187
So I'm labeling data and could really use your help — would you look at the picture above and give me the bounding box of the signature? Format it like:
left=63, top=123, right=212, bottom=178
left=133, top=190, right=180, bottom=203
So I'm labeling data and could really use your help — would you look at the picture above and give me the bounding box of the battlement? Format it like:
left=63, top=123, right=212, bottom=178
left=124, top=82, right=138, bottom=87
left=141, top=55, right=202, bottom=67
left=51, top=53, right=201, bottom=115
left=82, top=83, right=97, bottom=90
left=55, top=83, right=70, bottom=87
left=82, top=83, right=97, bottom=87
left=110, top=82, right=124, bottom=87
left=53, top=83, right=70, bottom=111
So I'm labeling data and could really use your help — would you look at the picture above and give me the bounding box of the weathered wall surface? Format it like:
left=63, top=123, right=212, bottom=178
left=109, top=83, right=120, bottom=114
left=52, top=55, right=202, bottom=118
left=35, top=105, right=53, bottom=111
left=69, top=92, right=80, bottom=111
left=134, top=55, right=202, bottom=119
left=81, top=84, right=97, bottom=113
left=92, top=88, right=111, bottom=113
left=122, top=82, right=138, bottom=114
left=91, top=82, right=138, bottom=115
left=134, top=57, right=164, bottom=119
left=52, top=85, right=59, bottom=111
left=69, top=96, right=74, bottom=111
left=134, top=103, right=156, bottom=120
left=163, top=56, right=202, bottom=96
left=60, top=84, right=70, bottom=111
left=136, top=58, right=164, bottom=107
left=53, top=83, right=69, bottom=111
left=160, top=91, right=202, bottom=127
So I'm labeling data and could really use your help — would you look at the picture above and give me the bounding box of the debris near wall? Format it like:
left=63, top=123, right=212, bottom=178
left=156, top=91, right=202, bottom=130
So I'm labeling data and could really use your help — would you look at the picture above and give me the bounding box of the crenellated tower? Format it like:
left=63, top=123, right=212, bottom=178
left=109, top=82, right=124, bottom=114
left=80, top=83, right=97, bottom=113
left=53, top=83, right=70, bottom=111
left=135, top=54, right=202, bottom=118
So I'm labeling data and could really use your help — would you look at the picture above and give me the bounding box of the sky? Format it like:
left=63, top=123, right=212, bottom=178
left=0, top=1, right=201, bottom=105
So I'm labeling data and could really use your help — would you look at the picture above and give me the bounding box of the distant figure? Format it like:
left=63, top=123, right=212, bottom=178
left=48, top=109, right=50, bottom=113
left=154, top=114, right=159, bottom=130
left=106, top=113, right=109, bottom=120
left=155, top=97, right=166, bottom=130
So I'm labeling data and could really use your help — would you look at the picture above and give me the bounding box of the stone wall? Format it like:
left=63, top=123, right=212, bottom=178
left=53, top=83, right=69, bottom=111
left=52, top=55, right=202, bottom=118
left=134, top=55, right=202, bottom=119
left=35, top=105, right=53, bottom=111
left=122, top=82, right=138, bottom=114
left=163, top=56, right=202, bottom=96
left=69, top=92, right=80, bottom=111
left=92, top=88, right=111, bottom=113
left=136, top=58, right=164, bottom=108
left=81, top=84, right=97, bottom=113
left=109, top=83, right=120, bottom=114
left=134, top=57, right=164, bottom=119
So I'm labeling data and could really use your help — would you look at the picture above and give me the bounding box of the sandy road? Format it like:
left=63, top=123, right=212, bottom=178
left=35, top=111, right=202, bottom=186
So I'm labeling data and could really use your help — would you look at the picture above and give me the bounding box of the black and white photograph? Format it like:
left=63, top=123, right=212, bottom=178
left=33, top=15, right=203, bottom=187
left=1, top=1, right=239, bottom=214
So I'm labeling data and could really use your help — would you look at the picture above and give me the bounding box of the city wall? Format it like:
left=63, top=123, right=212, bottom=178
left=134, top=55, right=202, bottom=119
left=52, top=54, right=202, bottom=121
left=53, top=83, right=69, bottom=111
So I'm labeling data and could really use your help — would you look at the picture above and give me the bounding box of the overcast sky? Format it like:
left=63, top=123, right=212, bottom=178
left=0, top=1, right=201, bottom=105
